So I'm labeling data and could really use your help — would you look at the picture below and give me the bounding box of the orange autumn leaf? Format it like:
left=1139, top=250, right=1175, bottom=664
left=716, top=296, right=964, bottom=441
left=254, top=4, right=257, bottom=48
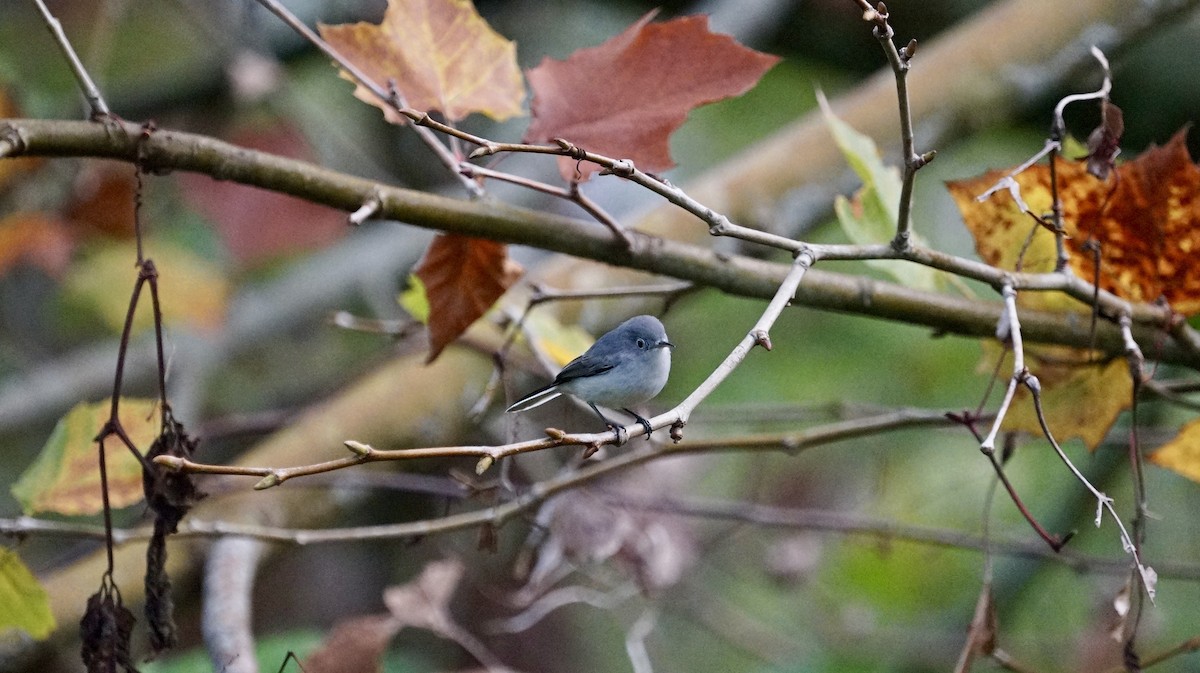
left=318, top=0, right=524, bottom=124
left=524, top=11, right=779, bottom=180
left=415, top=234, right=522, bottom=362
left=1149, top=418, right=1200, bottom=484
left=980, top=343, right=1132, bottom=450
left=0, top=212, right=74, bottom=277
left=948, top=129, right=1200, bottom=315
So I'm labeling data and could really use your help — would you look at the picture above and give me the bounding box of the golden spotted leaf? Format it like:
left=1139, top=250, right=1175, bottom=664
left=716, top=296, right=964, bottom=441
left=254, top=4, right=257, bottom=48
left=981, top=342, right=1132, bottom=451
left=1149, top=418, right=1200, bottom=483
left=12, top=398, right=160, bottom=515
left=318, top=0, right=524, bottom=124
left=949, top=129, right=1200, bottom=314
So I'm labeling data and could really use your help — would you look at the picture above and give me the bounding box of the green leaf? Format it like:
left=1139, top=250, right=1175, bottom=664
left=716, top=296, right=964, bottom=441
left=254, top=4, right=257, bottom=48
left=12, top=398, right=159, bottom=515
left=397, top=273, right=430, bottom=324
left=818, top=91, right=939, bottom=292
left=0, top=549, right=55, bottom=640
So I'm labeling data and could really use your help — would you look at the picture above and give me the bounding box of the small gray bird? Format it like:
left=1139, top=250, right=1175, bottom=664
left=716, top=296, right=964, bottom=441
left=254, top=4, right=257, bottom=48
left=506, top=315, right=674, bottom=437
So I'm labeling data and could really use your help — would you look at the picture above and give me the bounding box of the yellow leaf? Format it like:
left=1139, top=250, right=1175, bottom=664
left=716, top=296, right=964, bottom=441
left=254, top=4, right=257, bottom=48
left=981, top=342, right=1131, bottom=450
left=398, top=274, right=430, bottom=324
left=318, top=0, right=525, bottom=124
left=524, top=311, right=596, bottom=368
left=0, top=549, right=55, bottom=640
left=1150, top=419, right=1200, bottom=483
left=64, top=239, right=230, bottom=334
left=12, top=398, right=160, bottom=515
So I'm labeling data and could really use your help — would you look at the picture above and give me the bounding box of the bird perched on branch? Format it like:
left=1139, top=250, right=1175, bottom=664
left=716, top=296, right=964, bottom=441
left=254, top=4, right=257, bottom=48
left=506, top=315, right=674, bottom=437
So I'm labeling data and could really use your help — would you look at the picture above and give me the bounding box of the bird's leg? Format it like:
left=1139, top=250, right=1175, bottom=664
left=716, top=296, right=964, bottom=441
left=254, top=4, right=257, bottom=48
left=588, top=402, right=626, bottom=439
left=622, top=408, right=653, bottom=438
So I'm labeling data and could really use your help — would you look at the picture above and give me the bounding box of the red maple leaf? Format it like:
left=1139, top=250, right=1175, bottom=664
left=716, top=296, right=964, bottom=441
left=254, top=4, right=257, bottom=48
left=524, top=11, right=779, bottom=180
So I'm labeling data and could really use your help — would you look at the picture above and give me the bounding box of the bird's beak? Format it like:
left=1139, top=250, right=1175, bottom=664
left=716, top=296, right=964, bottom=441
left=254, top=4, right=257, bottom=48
left=658, top=340, right=675, bottom=351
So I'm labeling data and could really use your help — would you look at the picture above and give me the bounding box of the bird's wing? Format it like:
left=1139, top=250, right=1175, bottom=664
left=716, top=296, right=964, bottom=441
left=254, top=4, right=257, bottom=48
left=554, top=352, right=615, bottom=382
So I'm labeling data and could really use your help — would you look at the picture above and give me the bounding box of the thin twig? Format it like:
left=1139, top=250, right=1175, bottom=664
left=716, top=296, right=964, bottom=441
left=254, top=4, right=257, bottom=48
left=670, top=250, right=815, bottom=429
left=33, top=0, right=111, bottom=118
left=1025, top=375, right=1156, bottom=601
left=253, top=0, right=483, bottom=197
left=461, top=163, right=633, bottom=248
left=977, top=284, right=1068, bottom=550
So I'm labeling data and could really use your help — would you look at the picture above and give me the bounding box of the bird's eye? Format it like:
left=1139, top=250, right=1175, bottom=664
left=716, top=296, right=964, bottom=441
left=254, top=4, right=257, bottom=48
left=636, top=338, right=646, bottom=349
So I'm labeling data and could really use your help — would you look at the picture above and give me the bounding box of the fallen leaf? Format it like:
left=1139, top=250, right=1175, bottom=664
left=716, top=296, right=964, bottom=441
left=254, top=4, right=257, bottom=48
left=382, top=558, right=463, bottom=634
left=980, top=342, right=1131, bottom=450
left=303, top=614, right=400, bottom=673
left=0, top=212, right=74, bottom=277
left=0, top=549, right=55, bottom=640
left=1149, top=417, right=1200, bottom=483
left=177, top=121, right=347, bottom=266
left=949, top=129, right=1200, bottom=315
left=524, top=11, right=779, bottom=180
left=12, top=398, right=159, bottom=516
left=318, top=0, right=524, bottom=124
left=415, top=234, right=522, bottom=362
left=63, top=238, right=230, bottom=334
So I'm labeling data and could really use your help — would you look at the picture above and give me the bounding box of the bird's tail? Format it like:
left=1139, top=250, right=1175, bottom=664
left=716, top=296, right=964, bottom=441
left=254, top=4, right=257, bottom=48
left=505, top=385, right=561, bottom=413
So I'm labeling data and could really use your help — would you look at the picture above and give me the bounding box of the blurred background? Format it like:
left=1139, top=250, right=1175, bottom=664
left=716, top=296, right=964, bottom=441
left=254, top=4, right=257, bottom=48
left=2, top=0, right=1199, bottom=671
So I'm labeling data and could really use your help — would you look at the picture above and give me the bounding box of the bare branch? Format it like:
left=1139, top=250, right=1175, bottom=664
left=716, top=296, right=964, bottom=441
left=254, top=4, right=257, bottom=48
left=33, top=0, right=111, bottom=118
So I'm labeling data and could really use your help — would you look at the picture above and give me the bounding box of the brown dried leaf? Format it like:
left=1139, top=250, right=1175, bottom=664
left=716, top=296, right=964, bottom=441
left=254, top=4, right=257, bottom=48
left=318, top=0, right=524, bottom=124
left=1086, top=100, right=1124, bottom=179
left=80, top=589, right=137, bottom=673
left=64, top=161, right=137, bottom=240
left=382, top=558, right=463, bottom=634
left=143, top=413, right=206, bottom=656
left=524, top=11, right=779, bottom=180
left=303, top=614, right=401, bottom=673
left=415, top=234, right=522, bottom=363
left=949, top=128, right=1200, bottom=315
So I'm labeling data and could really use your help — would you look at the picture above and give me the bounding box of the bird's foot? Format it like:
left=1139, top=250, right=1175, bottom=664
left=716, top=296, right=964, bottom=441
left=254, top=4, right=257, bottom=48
left=605, top=423, right=628, bottom=444
left=623, top=409, right=654, bottom=438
